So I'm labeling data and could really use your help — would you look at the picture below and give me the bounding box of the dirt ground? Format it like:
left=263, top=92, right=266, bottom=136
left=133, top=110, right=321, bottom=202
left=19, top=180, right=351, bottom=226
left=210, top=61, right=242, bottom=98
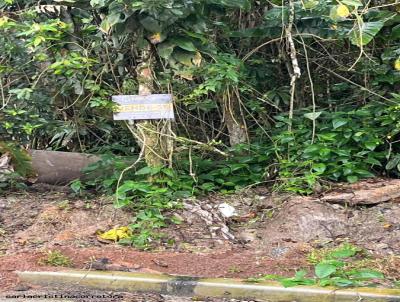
left=1, top=178, right=400, bottom=292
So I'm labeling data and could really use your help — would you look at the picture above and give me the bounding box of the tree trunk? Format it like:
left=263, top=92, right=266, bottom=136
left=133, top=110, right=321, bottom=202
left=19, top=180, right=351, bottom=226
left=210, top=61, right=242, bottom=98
left=129, top=44, right=172, bottom=168
left=223, top=87, right=248, bottom=147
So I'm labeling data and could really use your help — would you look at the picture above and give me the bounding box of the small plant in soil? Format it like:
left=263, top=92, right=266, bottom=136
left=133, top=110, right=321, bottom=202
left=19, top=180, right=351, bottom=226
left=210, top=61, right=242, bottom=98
left=228, top=266, right=243, bottom=273
left=247, top=244, right=385, bottom=288
left=39, top=250, right=72, bottom=267
left=57, top=200, right=70, bottom=211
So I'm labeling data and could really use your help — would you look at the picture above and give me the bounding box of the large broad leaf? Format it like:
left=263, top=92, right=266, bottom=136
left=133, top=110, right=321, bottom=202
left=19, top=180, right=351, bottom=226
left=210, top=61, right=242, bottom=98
left=391, top=24, right=400, bottom=39
left=100, top=12, right=124, bottom=33
left=157, top=41, right=175, bottom=59
left=386, top=154, right=400, bottom=170
left=330, top=245, right=358, bottom=258
left=312, top=163, right=327, bottom=173
left=332, top=118, right=348, bottom=129
left=347, top=269, right=384, bottom=280
left=171, top=37, right=197, bottom=52
left=350, top=21, right=384, bottom=47
left=173, top=50, right=195, bottom=66
left=315, top=263, right=337, bottom=279
left=304, top=111, right=323, bottom=120
left=139, top=16, right=162, bottom=32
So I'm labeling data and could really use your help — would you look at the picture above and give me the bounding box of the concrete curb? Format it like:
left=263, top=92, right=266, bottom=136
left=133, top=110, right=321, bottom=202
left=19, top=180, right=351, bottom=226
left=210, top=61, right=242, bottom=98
left=17, top=270, right=400, bottom=302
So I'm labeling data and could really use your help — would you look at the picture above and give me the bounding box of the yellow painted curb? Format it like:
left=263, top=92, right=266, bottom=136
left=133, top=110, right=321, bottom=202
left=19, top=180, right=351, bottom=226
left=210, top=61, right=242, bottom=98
left=17, top=270, right=400, bottom=302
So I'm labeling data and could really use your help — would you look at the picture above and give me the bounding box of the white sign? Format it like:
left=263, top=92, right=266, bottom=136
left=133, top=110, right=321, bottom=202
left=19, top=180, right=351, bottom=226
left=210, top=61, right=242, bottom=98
left=112, top=94, right=174, bottom=120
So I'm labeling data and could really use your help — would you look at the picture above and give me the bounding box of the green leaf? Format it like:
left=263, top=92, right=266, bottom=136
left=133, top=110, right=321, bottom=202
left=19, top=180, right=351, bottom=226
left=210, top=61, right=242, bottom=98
left=135, top=166, right=153, bottom=175
left=294, top=270, right=307, bottom=279
left=279, top=270, right=316, bottom=287
left=350, top=21, right=384, bottom=47
left=201, top=182, right=216, bottom=191
left=330, top=246, right=358, bottom=258
left=365, top=157, right=382, bottom=166
left=315, top=263, right=337, bottom=279
left=161, top=168, right=175, bottom=178
left=391, top=24, right=400, bottom=40
left=355, top=169, right=374, bottom=177
left=171, top=37, right=197, bottom=52
left=70, top=180, right=82, bottom=193
left=386, top=155, right=400, bottom=170
left=312, top=163, right=326, bottom=174
left=33, top=36, right=45, bottom=47
left=341, top=0, right=363, bottom=7
left=173, top=50, right=195, bottom=66
left=210, top=0, right=250, bottom=10
left=100, top=12, right=124, bottom=33
left=304, top=111, right=322, bottom=121
left=332, top=118, right=348, bottom=129
left=318, top=278, right=333, bottom=287
left=140, top=16, right=161, bottom=32
left=332, top=278, right=355, bottom=287
left=157, top=41, right=175, bottom=59
left=90, top=0, right=105, bottom=7
left=100, top=19, right=111, bottom=33
left=347, top=269, right=384, bottom=280
left=347, top=175, right=359, bottom=183
left=303, top=0, right=319, bottom=9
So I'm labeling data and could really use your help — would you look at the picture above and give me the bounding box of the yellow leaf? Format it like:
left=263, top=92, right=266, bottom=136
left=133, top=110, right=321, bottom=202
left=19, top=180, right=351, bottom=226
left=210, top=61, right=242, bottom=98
left=394, top=58, right=400, bottom=71
left=99, top=226, right=131, bottom=241
left=176, top=70, right=193, bottom=81
left=32, top=23, right=41, bottom=32
left=303, top=0, right=319, bottom=9
left=336, top=4, right=350, bottom=18
left=0, top=17, right=8, bottom=28
left=149, top=33, right=162, bottom=44
left=192, top=51, right=202, bottom=67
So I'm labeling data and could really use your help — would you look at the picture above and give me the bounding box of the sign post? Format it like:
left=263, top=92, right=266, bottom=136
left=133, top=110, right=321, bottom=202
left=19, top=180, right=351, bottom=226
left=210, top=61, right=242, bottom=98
left=112, top=94, right=174, bottom=121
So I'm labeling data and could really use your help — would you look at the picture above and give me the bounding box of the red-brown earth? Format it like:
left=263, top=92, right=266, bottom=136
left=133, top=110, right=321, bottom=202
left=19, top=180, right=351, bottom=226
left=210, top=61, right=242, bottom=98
left=1, top=179, right=400, bottom=292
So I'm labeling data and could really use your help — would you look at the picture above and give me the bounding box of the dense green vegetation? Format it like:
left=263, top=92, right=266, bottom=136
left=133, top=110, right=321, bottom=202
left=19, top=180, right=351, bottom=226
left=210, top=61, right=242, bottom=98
left=1, top=0, right=400, bottom=246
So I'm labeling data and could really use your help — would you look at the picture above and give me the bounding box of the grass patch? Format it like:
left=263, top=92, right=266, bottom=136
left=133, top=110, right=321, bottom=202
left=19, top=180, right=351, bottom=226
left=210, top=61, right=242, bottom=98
left=39, top=250, right=72, bottom=267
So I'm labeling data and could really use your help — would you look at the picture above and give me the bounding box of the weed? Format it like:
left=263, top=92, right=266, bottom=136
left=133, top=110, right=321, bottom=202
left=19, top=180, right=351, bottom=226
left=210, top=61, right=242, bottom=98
left=307, top=243, right=362, bottom=265
left=248, top=244, right=386, bottom=288
left=57, top=200, right=70, bottom=211
left=39, top=250, right=72, bottom=267
left=228, top=266, right=243, bottom=273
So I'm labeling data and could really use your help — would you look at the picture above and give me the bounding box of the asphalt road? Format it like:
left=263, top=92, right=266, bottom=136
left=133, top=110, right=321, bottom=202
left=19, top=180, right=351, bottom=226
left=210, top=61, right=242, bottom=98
left=0, top=287, right=264, bottom=302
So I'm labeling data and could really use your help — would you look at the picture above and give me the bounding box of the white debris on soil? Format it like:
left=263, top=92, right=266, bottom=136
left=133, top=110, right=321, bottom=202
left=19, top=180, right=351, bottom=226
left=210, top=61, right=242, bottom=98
left=218, top=203, right=237, bottom=218
left=0, top=153, right=14, bottom=181
left=183, top=201, right=235, bottom=240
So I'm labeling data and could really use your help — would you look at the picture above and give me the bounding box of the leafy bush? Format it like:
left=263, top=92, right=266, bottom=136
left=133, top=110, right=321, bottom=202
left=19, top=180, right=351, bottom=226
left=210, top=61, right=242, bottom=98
left=273, top=101, right=400, bottom=193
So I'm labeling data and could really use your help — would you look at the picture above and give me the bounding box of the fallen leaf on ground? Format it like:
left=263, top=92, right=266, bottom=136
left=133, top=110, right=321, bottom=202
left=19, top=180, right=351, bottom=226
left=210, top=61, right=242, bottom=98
left=98, top=226, right=131, bottom=241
